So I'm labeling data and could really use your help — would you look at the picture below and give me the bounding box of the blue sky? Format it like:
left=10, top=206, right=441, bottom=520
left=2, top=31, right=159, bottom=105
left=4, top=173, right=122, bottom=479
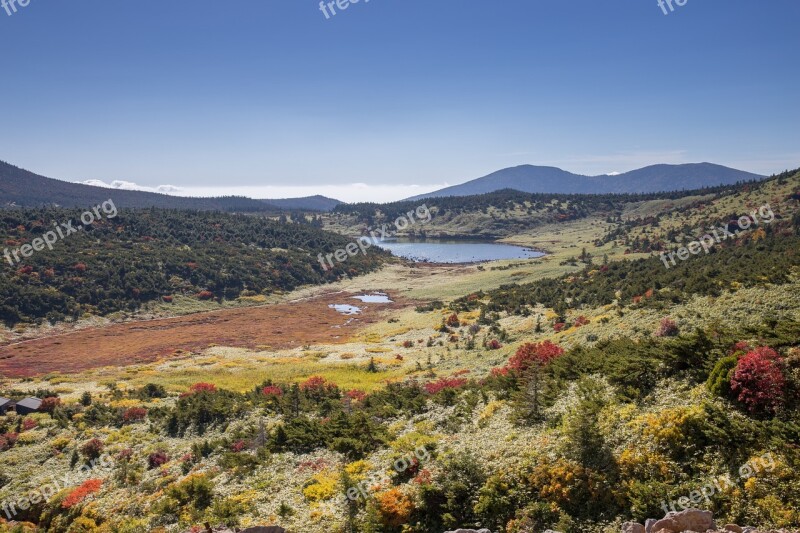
left=1, top=0, right=798, bottom=202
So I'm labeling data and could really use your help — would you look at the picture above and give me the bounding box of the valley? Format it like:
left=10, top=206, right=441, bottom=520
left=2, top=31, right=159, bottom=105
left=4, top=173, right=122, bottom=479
left=0, top=169, right=798, bottom=532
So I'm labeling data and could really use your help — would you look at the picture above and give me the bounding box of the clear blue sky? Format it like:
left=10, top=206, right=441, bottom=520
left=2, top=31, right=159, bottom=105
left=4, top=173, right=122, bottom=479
left=1, top=0, right=798, bottom=201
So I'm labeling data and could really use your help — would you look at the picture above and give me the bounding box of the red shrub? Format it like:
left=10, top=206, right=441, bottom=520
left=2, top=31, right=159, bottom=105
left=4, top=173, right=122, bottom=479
left=395, top=354, right=404, bottom=361
left=654, top=318, right=680, bottom=338
left=574, top=316, right=590, bottom=328
left=123, top=407, right=148, bottom=423
left=730, top=347, right=786, bottom=415
left=261, top=385, right=283, bottom=397
left=73, top=263, right=87, bottom=272
left=403, top=340, right=414, bottom=348
left=231, top=440, right=247, bottom=452
left=21, top=418, right=37, bottom=431
left=424, top=377, right=468, bottom=394
left=490, top=367, right=510, bottom=377
left=301, top=376, right=334, bottom=392
left=81, top=439, right=104, bottom=460
left=553, top=322, right=566, bottom=332
left=40, top=396, right=61, bottom=413
left=301, top=376, right=339, bottom=400
left=507, top=341, right=565, bottom=373
left=162, top=295, right=174, bottom=303
left=147, top=451, right=169, bottom=469
left=16, top=266, right=33, bottom=275
left=61, top=479, right=103, bottom=509
left=189, top=382, right=217, bottom=394
left=197, top=290, right=214, bottom=300
left=345, top=389, right=367, bottom=402
left=488, top=339, right=502, bottom=350
left=446, top=314, right=461, bottom=328
left=729, top=341, right=753, bottom=355
left=0, top=432, right=18, bottom=451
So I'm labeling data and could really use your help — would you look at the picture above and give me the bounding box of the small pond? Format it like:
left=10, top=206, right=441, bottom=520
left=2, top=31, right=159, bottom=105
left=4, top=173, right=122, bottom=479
left=374, top=238, right=544, bottom=264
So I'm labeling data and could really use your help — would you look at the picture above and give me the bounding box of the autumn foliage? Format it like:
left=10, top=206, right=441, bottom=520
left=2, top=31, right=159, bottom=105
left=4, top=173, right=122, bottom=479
left=507, top=341, right=565, bottom=373
left=375, top=487, right=414, bottom=527
left=62, top=479, right=103, bottom=508
left=730, top=347, right=786, bottom=415
left=424, top=377, right=468, bottom=394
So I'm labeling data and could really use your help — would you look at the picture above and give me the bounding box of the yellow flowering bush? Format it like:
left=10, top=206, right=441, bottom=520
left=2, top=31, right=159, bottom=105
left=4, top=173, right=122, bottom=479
left=302, top=471, right=339, bottom=503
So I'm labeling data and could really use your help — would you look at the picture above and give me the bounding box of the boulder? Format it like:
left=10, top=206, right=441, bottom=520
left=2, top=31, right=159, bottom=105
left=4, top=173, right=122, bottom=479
left=650, top=509, right=716, bottom=533
left=444, top=530, right=492, bottom=533
left=724, top=525, right=743, bottom=533
left=645, top=518, right=658, bottom=533
left=622, top=522, right=646, bottom=533
left=241, top=528, right=287, bottom=533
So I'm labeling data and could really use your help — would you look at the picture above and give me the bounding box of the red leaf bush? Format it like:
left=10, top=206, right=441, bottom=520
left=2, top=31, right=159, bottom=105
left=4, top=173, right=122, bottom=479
left=654, top=317, right=680, bottom=338
left=424, top=377, right=467, bottom=395
left=123, top=407, right=148, bottom=423
left=261, top=385, right=283, bottom=397
left=507, top=341, right=565, bottom=373
left=730, top=347, right=786, bottom=415
left=61, top=479, right=103, bottom=509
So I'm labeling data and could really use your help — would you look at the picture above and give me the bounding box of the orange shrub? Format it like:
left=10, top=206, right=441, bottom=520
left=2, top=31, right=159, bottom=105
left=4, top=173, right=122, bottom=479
left=375, top=487, right=414, bottom=527
left=62, top=479, right=103, bottom=508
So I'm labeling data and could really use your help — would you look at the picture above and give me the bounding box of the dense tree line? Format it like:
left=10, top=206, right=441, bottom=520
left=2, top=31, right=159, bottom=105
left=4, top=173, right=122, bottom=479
left=0, top=207, right=391, bottom=325
left=453, top=216, right=800, bottom=318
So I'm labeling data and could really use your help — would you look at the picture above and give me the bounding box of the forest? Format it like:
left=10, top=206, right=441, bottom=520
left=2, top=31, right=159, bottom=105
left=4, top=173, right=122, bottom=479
left=0, top=208, right=390, bottom=326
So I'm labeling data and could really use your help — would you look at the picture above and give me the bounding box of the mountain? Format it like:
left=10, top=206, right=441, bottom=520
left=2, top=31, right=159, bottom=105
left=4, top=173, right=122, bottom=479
left=407, top=163, right=766, bottom=200
left=0, top=160, right=341, bottom=212
left=260, top=195, right=341, bottom=211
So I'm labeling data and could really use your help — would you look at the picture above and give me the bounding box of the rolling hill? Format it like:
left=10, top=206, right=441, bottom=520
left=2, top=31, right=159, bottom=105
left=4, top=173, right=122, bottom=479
left=407, top=162, right=766, bottom=200
left=0, top=160, right=341, bottom=212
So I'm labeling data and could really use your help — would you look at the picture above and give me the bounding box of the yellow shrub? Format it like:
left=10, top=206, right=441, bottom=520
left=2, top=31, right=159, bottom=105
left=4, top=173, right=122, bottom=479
left=478, top=400, right=506, bottom=427
left=345, top=460, right=371, bottom=482
left=303, top=471, right=339, bottom=502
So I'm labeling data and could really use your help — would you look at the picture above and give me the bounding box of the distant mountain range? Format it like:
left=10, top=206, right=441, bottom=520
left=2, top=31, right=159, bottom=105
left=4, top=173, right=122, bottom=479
left=0, top=161, right=341, bottom=212
left=0, top=160, right=769, bottom=211
left=406, top=163, right=765, bottom=200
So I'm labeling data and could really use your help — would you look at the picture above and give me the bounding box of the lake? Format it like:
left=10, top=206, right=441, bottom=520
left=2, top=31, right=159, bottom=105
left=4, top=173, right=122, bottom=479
left=374, top=238, right=545, bottom=264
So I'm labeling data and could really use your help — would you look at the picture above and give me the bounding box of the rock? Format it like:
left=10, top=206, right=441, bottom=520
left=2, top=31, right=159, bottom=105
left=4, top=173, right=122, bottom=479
left=444, top=530, right=492, bottom=533
left=651, top=509, right=716, bottom=533
left=622, top=522, right=646, bottom=533
left=241, top=528, right=287, bottom=533
left=645, top=519, right=658, bottom=533
left=724, top=525, right=744, bottom=533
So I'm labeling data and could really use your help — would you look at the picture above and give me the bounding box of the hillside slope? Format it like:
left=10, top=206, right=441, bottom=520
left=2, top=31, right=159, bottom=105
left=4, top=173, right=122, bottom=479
left=0, top=161, right=340, bottom=212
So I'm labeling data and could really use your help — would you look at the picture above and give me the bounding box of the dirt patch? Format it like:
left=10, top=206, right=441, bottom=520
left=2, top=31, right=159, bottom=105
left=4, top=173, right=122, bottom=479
left=0, top=292, right=408, bottom=378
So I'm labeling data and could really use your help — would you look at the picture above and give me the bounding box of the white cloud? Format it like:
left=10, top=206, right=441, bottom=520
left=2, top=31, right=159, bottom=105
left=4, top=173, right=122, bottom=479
left=175, top=183, right=449, bottom=203
left=76, top=180, right=448, bottom=203
left=78, top=179, right=183, bottom=194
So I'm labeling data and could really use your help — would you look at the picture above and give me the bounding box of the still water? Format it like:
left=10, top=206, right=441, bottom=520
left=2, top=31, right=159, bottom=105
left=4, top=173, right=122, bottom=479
left=375, top=239, right=544, bottom=264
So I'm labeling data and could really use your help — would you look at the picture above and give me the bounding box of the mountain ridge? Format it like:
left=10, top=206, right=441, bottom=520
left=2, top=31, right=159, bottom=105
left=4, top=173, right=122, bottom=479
left=406, top=162, right=766, bottom=200
left=0, top=160, right=341, bottom=212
